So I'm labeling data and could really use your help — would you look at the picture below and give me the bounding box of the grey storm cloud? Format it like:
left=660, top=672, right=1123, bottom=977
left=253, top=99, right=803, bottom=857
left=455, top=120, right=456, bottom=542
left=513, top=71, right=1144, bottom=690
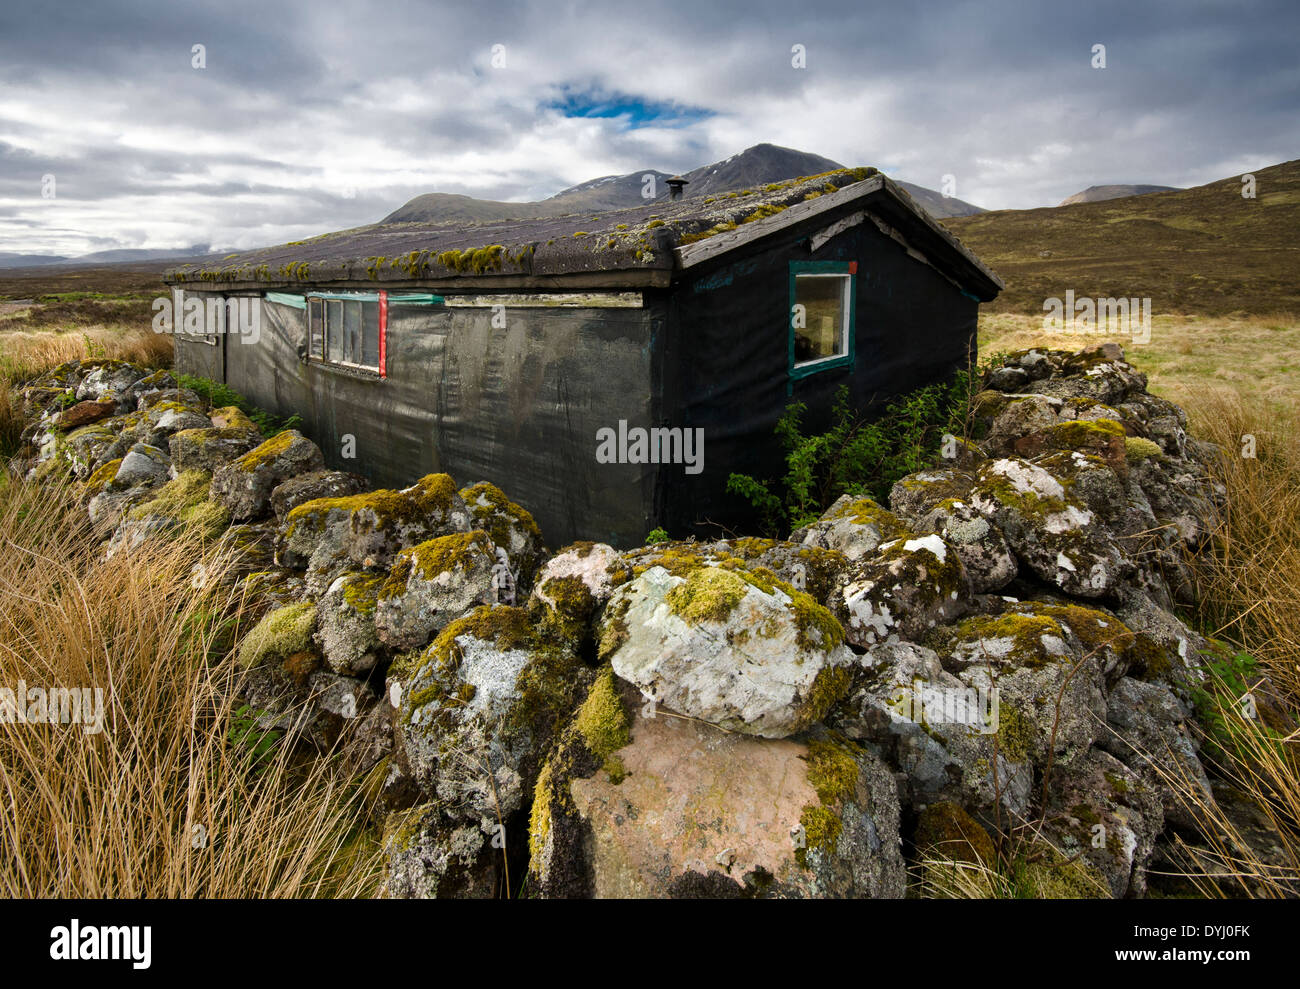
left=0, top=0, right=1296, bottom=256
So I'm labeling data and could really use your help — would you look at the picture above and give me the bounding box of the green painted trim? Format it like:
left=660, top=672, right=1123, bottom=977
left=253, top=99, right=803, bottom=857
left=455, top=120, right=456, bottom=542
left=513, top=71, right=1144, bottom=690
left=265, top=292, right=307, bottom=309
left=787, top=261, right=856, bottom=394
left=303, top=291, right=445, bottom=304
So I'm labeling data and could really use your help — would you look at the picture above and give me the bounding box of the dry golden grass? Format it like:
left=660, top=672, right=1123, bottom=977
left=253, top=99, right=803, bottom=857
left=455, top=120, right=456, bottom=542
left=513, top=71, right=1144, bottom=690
left=979, top=311, right=1300, bottom=412
left=0, top=478, right=384, bottom=897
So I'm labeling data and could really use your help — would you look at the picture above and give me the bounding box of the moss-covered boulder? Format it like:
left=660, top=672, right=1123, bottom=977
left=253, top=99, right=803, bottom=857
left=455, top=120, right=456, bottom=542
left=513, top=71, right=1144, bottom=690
left=375, top=531, right=498, bottom=650
left=792, top=494, right=907, bottom=561
left=280, top=473, right=473, bottom=594
left=389, top=604, right=592, bottom=829
left=600, top=562, right=854, bottom=738
left=270, top=469, right=368, bottom=523
left=117, top=469, right=230, bottom=542
left=967, top=457, right=1127, bottom=598
left=914, top=801, right=997, bottom=866
left=839, top=531, right=971, bottom=645
left=528, top=678, right=905, bottom=898
left=458, top=480, right=545, bottom=593
left=237, top=601, right=318, bottom=669
left=210, top=429, right=325, bottom=521
left=168, top=424, right=264, bottom=473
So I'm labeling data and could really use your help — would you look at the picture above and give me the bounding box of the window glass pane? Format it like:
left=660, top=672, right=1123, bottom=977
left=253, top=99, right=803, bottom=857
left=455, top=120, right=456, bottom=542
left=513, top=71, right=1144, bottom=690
left=343, top=301, right=362, bottom=364
left=794, top=275, right=847, bottom=364
left=308, top=299, right=324, bottom=358
left=362, top=302, right=380, bottom=368
left=326, top=300, right=343, bottom=361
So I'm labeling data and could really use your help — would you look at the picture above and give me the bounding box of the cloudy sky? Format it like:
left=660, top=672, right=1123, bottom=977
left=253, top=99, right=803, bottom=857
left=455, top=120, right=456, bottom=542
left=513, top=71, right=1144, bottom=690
left=1, top=0, right=1296, bottom=257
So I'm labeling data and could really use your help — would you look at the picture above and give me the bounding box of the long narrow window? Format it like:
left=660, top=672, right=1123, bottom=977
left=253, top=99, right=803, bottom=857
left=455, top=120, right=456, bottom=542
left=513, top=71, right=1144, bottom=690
left=302, top=291, right=442, bottom=377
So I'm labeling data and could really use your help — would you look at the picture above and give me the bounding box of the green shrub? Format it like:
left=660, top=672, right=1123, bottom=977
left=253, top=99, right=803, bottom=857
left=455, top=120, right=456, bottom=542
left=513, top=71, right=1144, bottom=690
left=177, top=373, right=303, bottom=438
left=727, top=375, right=973, bottom=536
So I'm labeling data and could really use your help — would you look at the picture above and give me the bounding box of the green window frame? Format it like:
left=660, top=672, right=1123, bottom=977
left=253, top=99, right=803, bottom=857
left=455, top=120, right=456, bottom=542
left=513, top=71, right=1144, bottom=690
left=788, top=260, right=856, bottom=384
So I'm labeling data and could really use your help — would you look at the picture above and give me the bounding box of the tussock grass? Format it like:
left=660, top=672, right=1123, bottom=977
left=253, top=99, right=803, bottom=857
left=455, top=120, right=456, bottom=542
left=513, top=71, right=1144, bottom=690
left=0, top=478, right=383, bottom=897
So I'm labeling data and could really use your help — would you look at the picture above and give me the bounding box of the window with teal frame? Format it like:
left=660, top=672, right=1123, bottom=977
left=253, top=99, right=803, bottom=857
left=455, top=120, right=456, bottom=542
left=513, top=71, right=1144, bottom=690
left=788, top=261, right=855, bottom=383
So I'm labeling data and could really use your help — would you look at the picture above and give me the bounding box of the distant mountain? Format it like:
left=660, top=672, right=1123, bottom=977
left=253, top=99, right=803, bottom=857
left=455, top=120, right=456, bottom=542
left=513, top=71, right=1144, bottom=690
left=1058, top=184, right=1180, bottom=206
left=382, top=143, right=985, bottom=225
left=0, top=246, right=215, bottom=269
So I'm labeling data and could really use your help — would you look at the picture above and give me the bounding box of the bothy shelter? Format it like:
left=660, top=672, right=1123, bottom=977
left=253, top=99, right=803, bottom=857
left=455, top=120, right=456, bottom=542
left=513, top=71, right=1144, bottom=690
left=165, top=168, right=1003, bottom=547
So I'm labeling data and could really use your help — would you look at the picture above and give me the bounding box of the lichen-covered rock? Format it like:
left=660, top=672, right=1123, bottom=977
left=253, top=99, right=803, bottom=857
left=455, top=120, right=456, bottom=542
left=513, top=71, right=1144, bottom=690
left=839, top=532, right=971, bottom=645
left=1098, top=676, right=1214, bottom=832
left=75, top=361, right=146, bottom=402
left=697, top=537, right=852, bottom=607
left=270, top=469, right=368, bottom=523
left=109, top=442, right=170, bottom=491
left=528, top=677, right=905, bottom=899
left=63, top=424, right=119, bottom=479
left=375, top=531, right=498, bottom=650
left=210, top=429, right=325, bottom=521
left=315, top=572, right=384, bottom=675
left=888, top=468, right=978, bottom=522
left=1041, top=747, right=1163, bottom=897
left=135, top=385, right=203, bottom=411
left=389, top=605, right=592, bottom=828
left=380, top=803, right=503, bottom=899
left=458, top=481, right=545, bottom=593
left=122, top=368, right=177, bottom=406
left=927, top=604, right=1117, bottom=771
left=600, top=562, right=853, bottom=738
left=168, top=425, right=264, bottom=473
left=792, top=495, right=907, bottom=561
left=914, top=499, right=1017, bottom=592
left=828, top=641, right=1033, bottom=818
left=967, top=457, right=1127, bottom=598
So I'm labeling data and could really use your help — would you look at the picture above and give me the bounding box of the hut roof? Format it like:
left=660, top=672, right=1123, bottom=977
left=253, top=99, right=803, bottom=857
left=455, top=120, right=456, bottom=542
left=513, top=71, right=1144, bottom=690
left=164, top=168, right=1003, bottom=300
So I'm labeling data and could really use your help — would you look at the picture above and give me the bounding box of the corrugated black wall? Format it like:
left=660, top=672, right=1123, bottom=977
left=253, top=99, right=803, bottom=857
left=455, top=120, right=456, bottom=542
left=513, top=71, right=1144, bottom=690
left=176, top=297, right=659, bottom=548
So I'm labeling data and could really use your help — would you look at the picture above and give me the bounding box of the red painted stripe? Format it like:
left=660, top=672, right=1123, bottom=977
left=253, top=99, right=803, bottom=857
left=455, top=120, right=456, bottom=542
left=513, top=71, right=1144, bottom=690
left=378, top=290, right=388, bottom=378
left=848, top=261, right=858, bottom=274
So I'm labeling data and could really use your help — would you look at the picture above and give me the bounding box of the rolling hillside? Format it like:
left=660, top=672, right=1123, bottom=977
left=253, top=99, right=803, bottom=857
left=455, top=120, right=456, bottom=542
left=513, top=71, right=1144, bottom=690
left=944, top=158, right=1300, bottom=316
left=1058, top=184, right=1180, bottom=206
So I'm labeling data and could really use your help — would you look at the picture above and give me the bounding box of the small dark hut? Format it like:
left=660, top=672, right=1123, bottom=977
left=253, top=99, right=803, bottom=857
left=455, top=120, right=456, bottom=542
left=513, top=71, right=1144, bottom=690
left=165, top=167, right=1003, bottom=546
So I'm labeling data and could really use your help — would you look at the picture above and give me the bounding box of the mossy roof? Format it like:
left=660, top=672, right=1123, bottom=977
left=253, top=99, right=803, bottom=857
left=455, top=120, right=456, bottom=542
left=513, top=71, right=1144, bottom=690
left=163, top=168, right=1003, bottom=299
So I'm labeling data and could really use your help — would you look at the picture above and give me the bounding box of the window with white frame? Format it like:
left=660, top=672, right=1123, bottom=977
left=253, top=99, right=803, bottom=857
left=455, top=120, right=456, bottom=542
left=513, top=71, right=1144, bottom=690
left=789, top=261, right=855, bottom=378
left=307, top=295, right=382, bottom=371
